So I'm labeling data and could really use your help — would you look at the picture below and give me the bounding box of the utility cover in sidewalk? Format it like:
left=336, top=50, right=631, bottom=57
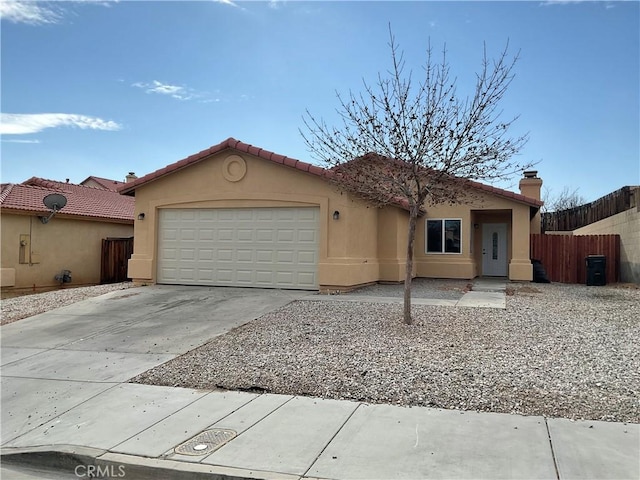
left=174, top=429, right=237, bottom=456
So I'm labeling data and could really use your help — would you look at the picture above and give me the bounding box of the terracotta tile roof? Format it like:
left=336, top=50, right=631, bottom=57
left=466, top=179, right=543, bottom=207
left=339, top=152, right=544, bottom=208
left=80, top=176, right=125, bottom=191
left=119, top=137, right=542, bottom=208
left=118, top=137, right=329, bottom=196
left=1, top=178, right=134, bottom=222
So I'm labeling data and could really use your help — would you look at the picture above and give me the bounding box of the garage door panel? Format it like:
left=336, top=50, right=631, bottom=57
left=199, top=229, right=215, bottom=241
left=297, top=251, right=316, bottom=264
left=180, top=228, right=195, bottom=240
left=297, top=209, right=318, bottom=221
left=236, top=270, right=254, bottom=283
left=277, top=230, right=295, bottom=242
left=178, top=211, right=197, bottom=221
left=277, top=251, right=295, bottom=263
left=162, top=228, right=178, bottom=241
left=238, top=229, right=254, bottom=242
left=297, top=272, right=316, bottom=288
left=256, top=250, right=274, bottom=263
left=217, top=269, right=233, bottom=282
left=178, top=268, right=195, bottom=281
left=157, top=208, right=318, bottom=289
left=256, top=209, right=275, bottom=220
left=217, top=229, right=234, bottom=241
left=198, top=249, right=214, bottom=261
left=276, top=209, right=296, bottom=221
left=197, top=269, right=213, bottom=282
left=256, top=230, right=274, bottom=242
left=237, top=250, right=254, bottom=262
left=161, top=248, right=177, bottom=260
left=298, top=229, right=316, bottom=242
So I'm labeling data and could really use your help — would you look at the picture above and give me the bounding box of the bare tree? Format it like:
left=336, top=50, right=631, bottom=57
left=301, top=28, right=532, bottom=324
left=542, top=186, right=586, bottom=213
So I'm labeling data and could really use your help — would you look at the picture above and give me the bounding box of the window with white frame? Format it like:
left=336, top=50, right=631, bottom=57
left=426, top=219, right=462, bottom=254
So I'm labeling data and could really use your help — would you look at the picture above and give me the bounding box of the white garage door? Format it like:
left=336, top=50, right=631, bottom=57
left=157, top=207, right=319, bottom=289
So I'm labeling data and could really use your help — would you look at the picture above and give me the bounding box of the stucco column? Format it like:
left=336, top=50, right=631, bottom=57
left=127, top=209, right=154, bottom=284
left=509, top=205, right=533, bottom=281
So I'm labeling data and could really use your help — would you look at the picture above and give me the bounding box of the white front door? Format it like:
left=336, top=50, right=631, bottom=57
left=482, top=223, right=508, bottom=277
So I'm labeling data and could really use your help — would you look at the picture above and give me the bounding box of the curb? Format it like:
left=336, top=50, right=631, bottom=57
left=1, top=446, right=295, bottom=480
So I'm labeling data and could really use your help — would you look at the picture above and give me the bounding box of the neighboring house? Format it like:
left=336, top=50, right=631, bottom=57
left=80, top=173, right=137, bottom=191
left=120, top=138, right=543, bottom=292
left=1, top=177, right=135, bottom=291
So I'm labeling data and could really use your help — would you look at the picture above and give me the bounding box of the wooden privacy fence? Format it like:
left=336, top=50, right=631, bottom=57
left=542, top=186, right=637, bottom=232
left=101, top=237, right=134, bottom=284
left=530, top=234, right=620, bottom=284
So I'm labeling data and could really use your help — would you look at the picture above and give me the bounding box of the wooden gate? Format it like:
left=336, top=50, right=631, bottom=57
left=101, top=237, right=134, bottom=284
left=530, top=234, right=620, bottom=284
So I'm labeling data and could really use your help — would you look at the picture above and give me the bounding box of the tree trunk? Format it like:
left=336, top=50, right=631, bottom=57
left=403, top=206, right=419, bottom=325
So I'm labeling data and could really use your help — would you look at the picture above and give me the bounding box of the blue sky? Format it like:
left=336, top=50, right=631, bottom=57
left=1, top=0, right=638, bottom=204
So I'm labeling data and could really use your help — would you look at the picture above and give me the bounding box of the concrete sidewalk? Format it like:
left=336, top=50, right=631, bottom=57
left=2, top=282, right=638, bottom=479
left=2, top=387, right=638, bottom=479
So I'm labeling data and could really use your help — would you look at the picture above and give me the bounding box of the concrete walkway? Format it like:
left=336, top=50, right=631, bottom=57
left=305, top=277, right=507, bottom=309
left=2, top=283, right=638, bottom=479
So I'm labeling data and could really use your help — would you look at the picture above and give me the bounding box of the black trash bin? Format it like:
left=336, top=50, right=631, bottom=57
left=586, top=255, right=606, bottom=286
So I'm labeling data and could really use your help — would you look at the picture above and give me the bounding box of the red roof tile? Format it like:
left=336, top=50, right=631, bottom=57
left=118, top=137, right=542, bottom=208
left=1, top=178, right=134, bottom=222
left=80, top=176, right=125, bottom=191
left=119, top=138, right=328, bottom=195
left=465, top=178, right=543, bottom=207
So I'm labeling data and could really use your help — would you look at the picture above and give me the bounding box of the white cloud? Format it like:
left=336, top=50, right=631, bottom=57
left=0, top=1, right=61, bottom=24
left=1, top=138, right=41, bottom=144
left=0, top=113, right=122, bottom=135
left=268, top=0, right=285, bottom=9
left=215, top=0, right=240, bottom=8
left=132, top=80, right=206, bottom=101
left=0, top=0, right=117, bottom=25
left=539, top=0, right=584, bottom=5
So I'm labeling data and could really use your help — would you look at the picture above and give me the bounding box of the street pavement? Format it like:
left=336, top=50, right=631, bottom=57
left=1, top=283, right=638, bottom=479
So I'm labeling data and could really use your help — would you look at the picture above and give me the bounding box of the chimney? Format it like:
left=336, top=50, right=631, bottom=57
left=519, top=170, right=543, bottom=234
left=125, top=172, right=138, bottom=183
left=519, top=170, right=542, bottom=201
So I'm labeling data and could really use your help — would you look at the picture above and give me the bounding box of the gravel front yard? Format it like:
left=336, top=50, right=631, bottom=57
left=0, top=282, right=133, bottom=325
left=132, top=283, right=640, bottom=423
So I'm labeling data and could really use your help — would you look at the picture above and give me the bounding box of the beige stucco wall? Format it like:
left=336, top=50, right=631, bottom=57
left=127, top=151, right=386, bottom=289
left=415, top=191, right=533, bottom=281
left=1, top=212, right=133, bottom=290
left=127, top=151, right=537, bottom=288
left=574, top=206, right=640, bottom=283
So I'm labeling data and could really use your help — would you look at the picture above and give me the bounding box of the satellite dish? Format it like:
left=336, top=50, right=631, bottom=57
left=40, top=193, right=67, bottom=224
left=43, top=193, right=67, bottom=211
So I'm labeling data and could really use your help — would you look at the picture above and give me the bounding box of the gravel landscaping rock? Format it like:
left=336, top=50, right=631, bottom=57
left=132, top=282, right=640, bottom=423
left=0, top=282, right=133, bottom=325
left=347, top=278, right=472, bottom=300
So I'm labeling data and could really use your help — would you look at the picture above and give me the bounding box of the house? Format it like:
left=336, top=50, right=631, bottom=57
left=80, top=173, right=137, bottom=191
left=0, top=177, right=135, bottom=291
left=80, top=175, right=125, bottom=191
left=119, top=138, right=543, bottom=292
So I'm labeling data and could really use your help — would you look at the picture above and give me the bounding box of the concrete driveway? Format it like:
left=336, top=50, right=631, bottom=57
left=1, top=285, right=307, bottom=445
